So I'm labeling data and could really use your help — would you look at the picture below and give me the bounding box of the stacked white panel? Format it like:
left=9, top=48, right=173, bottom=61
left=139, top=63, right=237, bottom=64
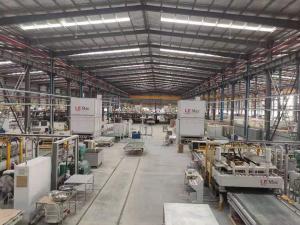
left=14, top=157, right=51, bottom=222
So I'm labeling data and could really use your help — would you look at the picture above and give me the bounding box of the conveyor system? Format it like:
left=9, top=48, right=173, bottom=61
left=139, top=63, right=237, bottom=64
left=228, top=192, right=300, bottom=225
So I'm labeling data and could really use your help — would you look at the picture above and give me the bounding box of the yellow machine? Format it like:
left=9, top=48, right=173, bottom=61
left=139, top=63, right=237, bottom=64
left=0, top=137, right=24, bottom=170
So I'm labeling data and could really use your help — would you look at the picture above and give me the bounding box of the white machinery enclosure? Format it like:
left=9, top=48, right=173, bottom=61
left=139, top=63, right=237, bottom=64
left=71, top=95, right=102, bottom=136
left=177, top=99, right=206, bottom=140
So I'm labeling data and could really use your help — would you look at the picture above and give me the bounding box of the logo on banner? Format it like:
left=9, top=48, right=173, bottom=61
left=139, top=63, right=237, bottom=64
left=260, top=178, right=279, bottom=186
left=75, top=106, right=90, bottom=111
left=184, top=108, right=200, bottom=114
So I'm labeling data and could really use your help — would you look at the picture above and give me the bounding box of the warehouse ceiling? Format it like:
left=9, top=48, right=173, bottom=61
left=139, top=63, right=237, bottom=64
left=0, top=0, right=300, bottom=96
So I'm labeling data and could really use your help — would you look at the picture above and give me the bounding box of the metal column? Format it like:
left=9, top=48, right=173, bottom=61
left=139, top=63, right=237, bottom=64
left=66, top=79, right=72, bottom=129
left=88, top=86, right=93, bottom=98
left=265, top=70, right=272, bottom=141
left=230, top=82, right=235, bottom=126
left=24, top=65, right=31, bottom=133
left=294, top=94, right=298, bottom=122
left=79, top=82, right=83, bottom=98
left=207, top=90, right=210, bottom=120
left=48, top=54, right=55, bottom=134
left=253, top=76, right=257, bottom=118
left=296, top=60, right=300, bottom=141
left=212, top=89, right=216, bottom=121
left=48, top=74, right=55, bottom=134
left=244, top=74, right=250, bottom=140
left=220, top=76, right=225, bottom=121
left=277, top=68, right=282, bottom=118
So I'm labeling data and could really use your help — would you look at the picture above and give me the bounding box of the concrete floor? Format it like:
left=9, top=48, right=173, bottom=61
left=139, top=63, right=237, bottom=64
left=37, top=125, right=231, bottom=225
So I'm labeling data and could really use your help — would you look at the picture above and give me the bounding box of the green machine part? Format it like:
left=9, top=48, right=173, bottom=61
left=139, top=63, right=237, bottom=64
left=294, top=150, right=300, bottom=169
left=79, top=143, right=86, bottom=161
left=59, top=162, right=67, bottom=176
left=79, top=160, right=91, bottom=174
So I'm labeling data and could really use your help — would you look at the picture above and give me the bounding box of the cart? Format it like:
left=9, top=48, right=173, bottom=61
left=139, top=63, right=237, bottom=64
left=123, top=140, right=144, bottom=154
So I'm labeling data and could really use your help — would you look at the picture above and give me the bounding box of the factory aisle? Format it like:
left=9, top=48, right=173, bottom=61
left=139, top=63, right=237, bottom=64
left=61, top=125, right=230, bottom=225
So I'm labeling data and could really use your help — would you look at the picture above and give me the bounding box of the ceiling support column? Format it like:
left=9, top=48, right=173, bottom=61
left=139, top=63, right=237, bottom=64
left=66, top=78, right=72, bottom=129
left=277, top=68, right=282, bottom=118
left=230, top=82, right=235, bottom=126
left=24, top=65, right=31, bottom=134
left=212, top=89, right=216, bottom=121
left=253, top=76, right=258, bottom=118
left=296, top=60, right=300, bottom=141
left=265, top=70, right=272, bottom=141
left=220, top=75, right=225, bottom=122
left=48, top=56, right=55, bottom=134
left=206, top=90, right=210, bottom=120
left=244, top=71, right=250, bottom=140
left=88, top=86, right=93, bottom=98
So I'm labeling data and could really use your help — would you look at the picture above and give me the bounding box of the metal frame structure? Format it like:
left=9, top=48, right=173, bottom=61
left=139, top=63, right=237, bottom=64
left=0, top=1, right=299, bottom=136
left=0, top=0, right=299, bottom=96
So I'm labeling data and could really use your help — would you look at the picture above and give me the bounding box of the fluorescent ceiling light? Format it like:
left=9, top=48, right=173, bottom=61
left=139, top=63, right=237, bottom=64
left=161, top=17, right=276, bottom=32
left=8, top=71, right=44, bottom=75
left=0, top=61, right=13, bottom=65
left=110, top=64, right=146, bottom=69
left=159, top=64, right=192, bottom=70
left=160, top=48, right=222, bottom=58
left=70, top=48, right=140, bottom=57
left=273, top=75, right=294, bottom=80
left=20, top=17, right=130, bottom=30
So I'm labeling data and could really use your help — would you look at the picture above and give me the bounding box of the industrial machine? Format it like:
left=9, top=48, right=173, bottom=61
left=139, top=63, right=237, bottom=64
left=176, top=99, right=206, bottom=143
left=192, top=141, right=284, bottom=193
left=212, top=142, right=284, bottom=192
left=184, top=168, right=204, bottom=203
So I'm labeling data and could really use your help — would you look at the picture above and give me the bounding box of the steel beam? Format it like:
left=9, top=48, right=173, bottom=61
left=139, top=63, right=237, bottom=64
left=112, top=75, right=199, bottom=83
left=116, top=79, right=195, bottom=86
left=1, top=5, right=299, bottom=30
left=149, top=5, right=300, bottom=30
left=98, top=68, right=211, bottom=79
left=104, top=72, right=206, bottom=81
left=89, top=61, right=219, bottom=73
left=73, top=54, right=229, bottom=67
left=24, top=65, right=31, bottom=133
left=57, top=43, right=244, bottom=59
left=184, top=50, right=300, bottom=98
left=0, top=49, right=127, bottom=96
left=34, top=29, right=265, bottom=48
left=0, top=5, right=144, bottom=26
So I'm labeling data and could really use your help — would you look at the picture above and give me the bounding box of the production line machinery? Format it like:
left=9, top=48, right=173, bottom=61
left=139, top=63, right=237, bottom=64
left=212, top=143, right=284, bottom=192
left=189, top=139, right=300, bottom=225
left=228, top=192, right=300, bottom=225
left=192, top=141, right=284, bottom=192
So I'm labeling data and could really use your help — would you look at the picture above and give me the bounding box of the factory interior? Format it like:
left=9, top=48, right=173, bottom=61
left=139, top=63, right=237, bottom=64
left=0, top=1, right=300, bottom=225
